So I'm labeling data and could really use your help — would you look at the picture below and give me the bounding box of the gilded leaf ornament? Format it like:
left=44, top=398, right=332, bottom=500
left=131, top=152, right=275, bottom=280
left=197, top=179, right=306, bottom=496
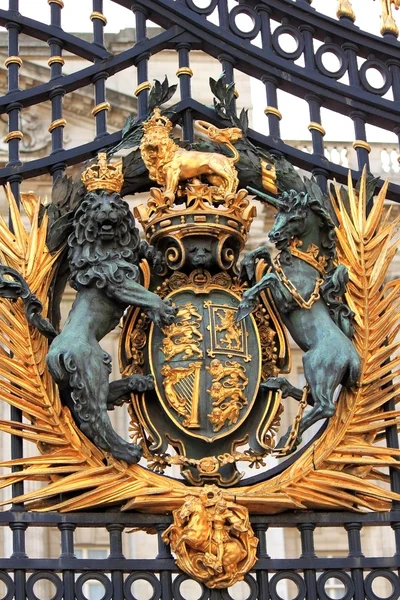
left=0, top=168, right=398, bottom=515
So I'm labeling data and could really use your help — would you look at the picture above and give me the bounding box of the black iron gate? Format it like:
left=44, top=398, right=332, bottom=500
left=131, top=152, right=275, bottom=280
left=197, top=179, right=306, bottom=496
left=1, top=1, right=400, bottom=598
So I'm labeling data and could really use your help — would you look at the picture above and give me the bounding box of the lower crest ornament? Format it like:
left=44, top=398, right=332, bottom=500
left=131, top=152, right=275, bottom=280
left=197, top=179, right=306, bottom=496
left=162, top=485, right=258, bottom=589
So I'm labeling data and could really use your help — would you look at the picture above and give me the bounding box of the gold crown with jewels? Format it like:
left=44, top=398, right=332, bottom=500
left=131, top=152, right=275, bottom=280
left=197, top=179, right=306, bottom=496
left=134, top=182, right=256, bottom=251
left=142, top=107, right=173, bottom=136
left=81, top=153, right=124, bottom=193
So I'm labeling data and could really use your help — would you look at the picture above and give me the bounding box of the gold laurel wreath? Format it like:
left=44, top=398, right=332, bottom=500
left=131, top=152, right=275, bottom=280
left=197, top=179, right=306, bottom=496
left=0, top=169, right=399, bottom=513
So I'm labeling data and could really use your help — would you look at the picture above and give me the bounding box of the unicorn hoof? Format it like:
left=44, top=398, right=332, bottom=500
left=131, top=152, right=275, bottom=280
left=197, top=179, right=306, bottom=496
left=236, top=298, right=256, bottom=321
left=275, top=426, right=302, bottom=454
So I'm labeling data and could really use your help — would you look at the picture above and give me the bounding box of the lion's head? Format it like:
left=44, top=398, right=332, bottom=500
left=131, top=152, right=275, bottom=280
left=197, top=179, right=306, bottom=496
left=68, top=190, right=141, bottom=290
left=140, top=129, right=177, bottom=186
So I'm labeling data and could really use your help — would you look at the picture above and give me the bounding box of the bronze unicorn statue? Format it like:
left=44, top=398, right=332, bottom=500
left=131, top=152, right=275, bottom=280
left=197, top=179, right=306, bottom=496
left=237, top=187, right=361, bottom=450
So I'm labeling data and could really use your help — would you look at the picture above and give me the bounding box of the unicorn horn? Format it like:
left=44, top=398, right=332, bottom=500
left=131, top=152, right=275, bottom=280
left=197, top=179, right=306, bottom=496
left=247, top=186, right=284, bottom=209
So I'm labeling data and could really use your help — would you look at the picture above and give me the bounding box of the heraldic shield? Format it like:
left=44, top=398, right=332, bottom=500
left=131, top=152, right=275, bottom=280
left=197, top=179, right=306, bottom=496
left=123, top=268, right=286, bottom=487
left=149, top=287, right=261, bottom=442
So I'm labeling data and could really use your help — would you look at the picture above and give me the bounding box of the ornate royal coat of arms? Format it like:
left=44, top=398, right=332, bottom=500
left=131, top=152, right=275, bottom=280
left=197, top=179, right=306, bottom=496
left=0, top=80, right=400, bottom=588
left=119, top=111, right=288, bottom=487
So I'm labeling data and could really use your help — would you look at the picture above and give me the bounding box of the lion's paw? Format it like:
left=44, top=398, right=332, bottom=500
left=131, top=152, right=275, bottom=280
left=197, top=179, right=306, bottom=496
left=128, top=374, right=154, bottom=393
left=159, top=298, right=178, bottom=326
left=147, top=298, right=177, bottom=328
left=113, top=442, right=143, bottom=464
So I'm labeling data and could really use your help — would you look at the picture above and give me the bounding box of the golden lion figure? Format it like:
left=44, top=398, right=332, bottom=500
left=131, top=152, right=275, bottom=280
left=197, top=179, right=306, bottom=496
left=162, top=336, right=203, bottom=361
left=207, top=359, right=248, bottom=388
left=163, top=321, right=203, bottom=343
left=176, top=302, right=202, bottom=323
left=208, top=381, right=247, bottom=407
left=208, top=402, right=242, bottom=432
left=141, top=109, right=242, bottom=202
left=215, top=309, right=243, bottom=350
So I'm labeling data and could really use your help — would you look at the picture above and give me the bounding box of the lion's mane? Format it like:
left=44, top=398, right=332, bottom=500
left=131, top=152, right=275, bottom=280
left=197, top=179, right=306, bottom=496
left=140, top=130, right=177, bottom=186
left=68, top=190, right=142, bottom=290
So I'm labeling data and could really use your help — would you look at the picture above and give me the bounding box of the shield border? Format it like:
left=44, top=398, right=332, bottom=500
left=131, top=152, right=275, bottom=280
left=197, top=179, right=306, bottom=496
left=148, top=285, right=262, bottom=443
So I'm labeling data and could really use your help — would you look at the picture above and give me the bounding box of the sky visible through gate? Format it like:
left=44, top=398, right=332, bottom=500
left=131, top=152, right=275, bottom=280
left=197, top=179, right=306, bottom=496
left=0, top=0, right=397, bottom=144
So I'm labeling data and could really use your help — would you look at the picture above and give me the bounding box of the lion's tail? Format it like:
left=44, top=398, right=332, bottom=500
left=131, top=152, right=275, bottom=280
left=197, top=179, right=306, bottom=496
left=195, top=120, right=242, bottom=164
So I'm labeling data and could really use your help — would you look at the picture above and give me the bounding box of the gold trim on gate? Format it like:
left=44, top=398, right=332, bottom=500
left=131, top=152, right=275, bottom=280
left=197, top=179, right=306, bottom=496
left=256, top=389, right=281, bottom=449
left=90, top=11, right=107, bottom=24
left=353, top=140, right=371, bottom=153
left=379, top=0, right=400, bottom=36
left=4, top=56, right=22, bottom=68
left=336, top=0, right=356, bottom=21
left=48, top=0, right=64, bottom=6
left=308, top=122, right=326, bottom=136
left=264, top=106, right=282, bottom=120
left=176, top=67, right=193, bottom=77
left=255, top=260, right=291, bottom=370
left=134, top=81, right=152, bottom=96
left=48, top=56, right=65, bottom=67
left=4, top=131, right=23, bottom=142
left=48, top=119, right=67, bottom=133
left=91, top=101, right=111, bottom=117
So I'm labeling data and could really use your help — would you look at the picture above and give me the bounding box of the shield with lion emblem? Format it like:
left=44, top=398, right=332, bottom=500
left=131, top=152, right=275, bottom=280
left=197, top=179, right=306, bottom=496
left=149, top=287, right=261, bottom=442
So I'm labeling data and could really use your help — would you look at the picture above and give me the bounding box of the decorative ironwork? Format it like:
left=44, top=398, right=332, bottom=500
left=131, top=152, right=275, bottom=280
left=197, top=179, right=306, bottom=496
left=0, top=0, right=400, bottom=597
left=0, top=1, right=400, bottom=198
left=0, top=510, right=398, bottom=599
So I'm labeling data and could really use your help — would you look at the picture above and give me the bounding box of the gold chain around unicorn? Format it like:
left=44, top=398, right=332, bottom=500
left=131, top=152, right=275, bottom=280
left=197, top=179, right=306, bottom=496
left=274, top=253, right=324, bottom=310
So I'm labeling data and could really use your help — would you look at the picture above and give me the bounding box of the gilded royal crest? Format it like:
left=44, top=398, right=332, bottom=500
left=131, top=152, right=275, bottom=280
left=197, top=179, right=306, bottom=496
left=0, top=91, right=400, bottom=592
left=125, top=273, right=281, bottom=486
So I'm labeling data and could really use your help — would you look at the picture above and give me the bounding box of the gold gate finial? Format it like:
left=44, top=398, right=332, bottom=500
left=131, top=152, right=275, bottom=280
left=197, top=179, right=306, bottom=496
left=378, top=0, right=400, bottom=36
left=336, top=0, right=356, bottom=21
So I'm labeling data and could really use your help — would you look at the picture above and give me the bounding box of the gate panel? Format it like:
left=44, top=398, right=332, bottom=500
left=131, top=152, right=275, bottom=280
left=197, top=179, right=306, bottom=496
left=0, top=1, right=399, bottom=598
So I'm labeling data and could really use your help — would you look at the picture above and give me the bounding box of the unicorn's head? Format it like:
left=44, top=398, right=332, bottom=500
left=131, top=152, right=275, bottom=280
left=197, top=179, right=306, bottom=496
left=268, top=191, right=312, bottom=250
left=248, top=186, right=337, bottom=270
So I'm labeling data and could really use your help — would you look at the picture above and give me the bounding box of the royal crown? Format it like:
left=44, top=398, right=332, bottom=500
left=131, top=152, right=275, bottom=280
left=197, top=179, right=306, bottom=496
left=81, top=152, right=124, bottom=193
left=134, top=182, right=256, bottom=252
left=142, top=107, right=173, bottom=136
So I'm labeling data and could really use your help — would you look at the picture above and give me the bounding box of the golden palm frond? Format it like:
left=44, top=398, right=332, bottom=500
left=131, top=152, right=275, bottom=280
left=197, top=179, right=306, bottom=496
left=1, top=169, right=400, bottom=515
left=0, top=185, right=186, bottom=511
left=241, top=168, right=400, bottom=511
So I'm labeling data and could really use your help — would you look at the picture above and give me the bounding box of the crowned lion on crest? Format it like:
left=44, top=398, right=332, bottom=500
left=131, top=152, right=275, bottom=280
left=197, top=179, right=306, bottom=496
left=140, top=108, right=242, bottom=202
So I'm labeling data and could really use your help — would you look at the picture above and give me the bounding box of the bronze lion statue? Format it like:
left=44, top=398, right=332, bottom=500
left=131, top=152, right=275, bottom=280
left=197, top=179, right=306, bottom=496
left=46, top=189, right=176, bottom=463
